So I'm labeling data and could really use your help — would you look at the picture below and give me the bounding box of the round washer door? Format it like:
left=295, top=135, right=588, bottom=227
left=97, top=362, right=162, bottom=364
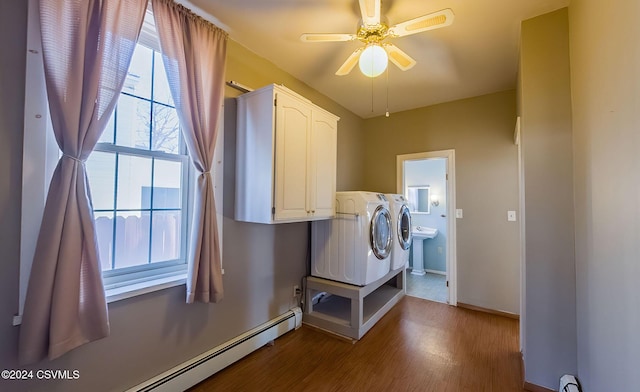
left=370, top=205, right=393, bottom=260
left=397, top=205, right=412, bottom=250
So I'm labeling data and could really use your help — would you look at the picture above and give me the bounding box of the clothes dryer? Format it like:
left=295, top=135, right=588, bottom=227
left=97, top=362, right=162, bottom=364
left=385, top=194, right=412, bottom=271
left=311, top=192, right=392, bottom=286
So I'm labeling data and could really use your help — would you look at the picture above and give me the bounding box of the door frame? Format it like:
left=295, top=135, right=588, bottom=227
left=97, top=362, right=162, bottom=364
left=397, top=149, right=457, bottom=306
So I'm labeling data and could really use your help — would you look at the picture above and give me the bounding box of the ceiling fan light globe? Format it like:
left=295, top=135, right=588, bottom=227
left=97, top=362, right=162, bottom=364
left=358, top=44, right=388, bottom=78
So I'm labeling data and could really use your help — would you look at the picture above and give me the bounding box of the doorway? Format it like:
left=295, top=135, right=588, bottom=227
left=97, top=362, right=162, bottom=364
left=397, top=150, right=457, bottom=305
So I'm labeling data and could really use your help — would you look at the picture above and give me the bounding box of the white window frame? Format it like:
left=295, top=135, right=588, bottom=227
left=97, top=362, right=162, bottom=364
left=15, top=0, right=224, bottom=326
left=96, top=4, right=194, bottom=295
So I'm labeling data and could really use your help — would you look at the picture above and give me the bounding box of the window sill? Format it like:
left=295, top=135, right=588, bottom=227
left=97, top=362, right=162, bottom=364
left=12, top=272, right=187, bottom=326
left=106, top=272, right=187, bottom=303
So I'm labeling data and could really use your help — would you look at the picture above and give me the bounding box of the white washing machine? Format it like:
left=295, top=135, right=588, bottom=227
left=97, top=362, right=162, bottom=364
left=311, top=191, right=393, bottom=286
left=385, top=194, right=412, bottom=271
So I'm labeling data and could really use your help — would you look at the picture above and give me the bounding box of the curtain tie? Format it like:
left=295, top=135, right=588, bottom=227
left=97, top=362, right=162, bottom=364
left=62, top=154, right=85, bottom=164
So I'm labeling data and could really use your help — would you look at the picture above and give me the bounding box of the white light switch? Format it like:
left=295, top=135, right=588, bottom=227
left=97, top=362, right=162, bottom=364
left=456, top=209, right=463, bottom=219
left=507, top=211, right=517, bottom=222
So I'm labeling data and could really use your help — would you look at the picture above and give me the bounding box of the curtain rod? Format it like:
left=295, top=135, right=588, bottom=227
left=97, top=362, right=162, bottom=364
left=175, top=0, right=229, bottom=32
left=226, top=80, right=253, bottom=93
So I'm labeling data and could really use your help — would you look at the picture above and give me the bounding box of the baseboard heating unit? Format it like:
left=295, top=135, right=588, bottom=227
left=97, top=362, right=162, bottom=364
left=126, top=307, right=302, bottom=392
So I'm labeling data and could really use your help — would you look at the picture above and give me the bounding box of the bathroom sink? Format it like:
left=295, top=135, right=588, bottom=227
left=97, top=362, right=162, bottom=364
left=412, top=226, right=438, bottom=239
left=410, top=226, right=439, bottom=275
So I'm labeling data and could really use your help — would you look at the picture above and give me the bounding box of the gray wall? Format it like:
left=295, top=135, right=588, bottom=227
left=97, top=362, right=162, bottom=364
left=363, top=90, right=521, bottom=315
left=569, top=0, right=640, bottom=390
left=519, top=8, right=577, bottom=389
left=0, top=1, right=364, bottom=390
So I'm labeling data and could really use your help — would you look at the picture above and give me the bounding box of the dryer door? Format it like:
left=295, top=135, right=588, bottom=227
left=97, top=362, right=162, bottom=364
left=397, top=205, right=412, bottom=250
left=370, top=205, right=393, bottom=260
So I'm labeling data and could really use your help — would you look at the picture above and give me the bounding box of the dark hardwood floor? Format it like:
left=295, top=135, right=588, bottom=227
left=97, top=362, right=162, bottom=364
left=190, top=296, right=524, bottom=392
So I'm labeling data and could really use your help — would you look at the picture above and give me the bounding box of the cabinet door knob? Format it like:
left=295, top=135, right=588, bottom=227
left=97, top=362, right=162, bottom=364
left=311, top=210, right=315, bottom=214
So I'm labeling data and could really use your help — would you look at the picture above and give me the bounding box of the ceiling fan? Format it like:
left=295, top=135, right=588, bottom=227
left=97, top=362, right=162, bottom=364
left=300, top=0, right=454, bottom=77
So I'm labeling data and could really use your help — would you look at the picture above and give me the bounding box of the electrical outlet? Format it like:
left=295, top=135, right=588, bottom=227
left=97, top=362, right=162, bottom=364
left=437, top=246, right=443, bottom=254
left=293, top=285, right=300, bottom=297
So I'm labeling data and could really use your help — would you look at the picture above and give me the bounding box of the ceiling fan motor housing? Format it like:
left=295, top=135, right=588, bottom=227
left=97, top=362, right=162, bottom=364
left=357, top=23, right=389, bottom=43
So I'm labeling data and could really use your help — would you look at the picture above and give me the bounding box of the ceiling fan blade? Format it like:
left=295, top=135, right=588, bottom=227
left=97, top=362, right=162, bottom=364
left=383, top=43, right=416, bottom=71
left=359, top=0, right=381, bottom=26
left=300, top=33, right=357, bottom=43
left=335, top=47, right=364, bottom=76
left=388, top=8, right=454, bottom=37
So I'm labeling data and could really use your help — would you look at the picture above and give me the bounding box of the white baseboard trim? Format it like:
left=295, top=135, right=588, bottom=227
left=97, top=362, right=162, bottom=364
left=425, top=269, right=446, bottom=275
left=458, top=302, right=519, bottom=320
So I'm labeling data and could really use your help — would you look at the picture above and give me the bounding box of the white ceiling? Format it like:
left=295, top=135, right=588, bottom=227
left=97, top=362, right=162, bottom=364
left=189, top=0, right=569, bottom=118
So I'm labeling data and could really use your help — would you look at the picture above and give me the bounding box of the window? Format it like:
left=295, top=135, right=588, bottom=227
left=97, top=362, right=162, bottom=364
left=16, top=1, right=223, bottom=324
left=89, top=16, right=192, bottom=289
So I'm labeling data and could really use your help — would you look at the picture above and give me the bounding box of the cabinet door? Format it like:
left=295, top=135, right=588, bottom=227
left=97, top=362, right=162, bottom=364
left=274, top=93, right=312, bottom=221
left=309, top=111, right=337, bottom=218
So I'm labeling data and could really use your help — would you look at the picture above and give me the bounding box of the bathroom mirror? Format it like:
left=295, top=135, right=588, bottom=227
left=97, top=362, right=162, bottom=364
left=406, top=185, right=431, bottom=214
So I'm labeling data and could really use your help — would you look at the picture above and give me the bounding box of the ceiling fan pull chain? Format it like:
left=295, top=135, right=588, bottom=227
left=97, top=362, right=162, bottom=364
left=386, top=65, right=390, bottom=117
left=371, top=68, right=374, bottom=113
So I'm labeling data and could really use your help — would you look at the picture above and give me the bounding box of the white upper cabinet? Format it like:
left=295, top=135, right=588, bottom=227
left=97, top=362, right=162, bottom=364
left=235, top=84, right=339, bottom=224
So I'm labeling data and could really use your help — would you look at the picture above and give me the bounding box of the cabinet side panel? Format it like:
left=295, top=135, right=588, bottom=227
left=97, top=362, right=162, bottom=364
left=235, top=88, right=276, bottom=223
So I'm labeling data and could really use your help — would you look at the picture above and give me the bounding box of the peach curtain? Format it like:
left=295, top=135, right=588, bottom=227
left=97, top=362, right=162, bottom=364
left=19, top=0, right=147, bottom=364
left=152, top=0, right=227, bottom=303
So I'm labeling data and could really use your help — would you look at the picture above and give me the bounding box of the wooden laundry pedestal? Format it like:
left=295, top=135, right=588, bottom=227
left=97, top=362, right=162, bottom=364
left=303, top=268, right=405, bottom=340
